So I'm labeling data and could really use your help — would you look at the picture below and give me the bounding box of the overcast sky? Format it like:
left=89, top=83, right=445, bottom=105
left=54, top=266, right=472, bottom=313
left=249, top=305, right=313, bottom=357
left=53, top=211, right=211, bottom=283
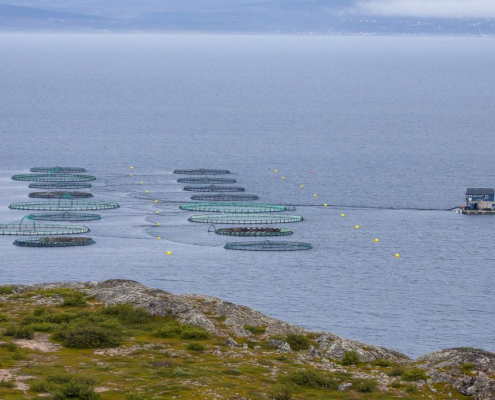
left=355, top=0, right=495, bottom=18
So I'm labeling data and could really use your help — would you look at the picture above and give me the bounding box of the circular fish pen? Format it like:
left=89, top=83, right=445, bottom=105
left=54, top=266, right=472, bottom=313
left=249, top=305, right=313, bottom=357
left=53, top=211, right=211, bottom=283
left=174, top=168, right=231, bottom=175
left=225, top=241, right=312, bottom=251
left=28, top=192, right=93, bottom=199
left=215, top=227, right=293, bottom=237
left=29, top=182, right=92, bottom=189
left=9, top=201, right=119, bottom=211
left=184, top=185, right=245, bottom=192
left=177, top=177, right=237, bottom=184
left=12, top=173, right=96, bottom=182
left=188, top=213, right=303, bottom=224
left=13, top=237, right=95, bottom=247
left=28, top=212, right=101, bottom=222
left=30, top=167, right=86, bottom=173
left=180, top=202, right=289, bottom=213
left=0, top=218, right=89, bottom=236
left=191, top=194, right=259, bottom=201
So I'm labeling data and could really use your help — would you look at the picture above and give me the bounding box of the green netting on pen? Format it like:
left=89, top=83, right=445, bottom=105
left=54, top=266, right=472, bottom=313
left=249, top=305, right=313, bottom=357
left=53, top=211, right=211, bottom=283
left=30, top=167, right=86, bottom=173
left=28, top=192, right=93, bottom=199
left=191, top=194, right=259, bottom=201
left=174, top=168, right=231, bottom=175
left=180, top=202, right=289, bottom=213
left=12, top=173, right=96, bottom=182
left=188, top=213, right=303, bottom=224
left=0, top=217, right=89, bottom=236
left=225, top=241, right=312, bottom=251
left=9, top=201, right=119, bottom=211
left=184, top=185, right=245, bottom=192
left=177, top=177, right=237, bottom=184
left=13, top=237, right=95, bottom=247
left=28, top=212, right=101, bottom=222
left=215, top=228, right=293, bottom=237
left=29, top=182, right=92, bottom=189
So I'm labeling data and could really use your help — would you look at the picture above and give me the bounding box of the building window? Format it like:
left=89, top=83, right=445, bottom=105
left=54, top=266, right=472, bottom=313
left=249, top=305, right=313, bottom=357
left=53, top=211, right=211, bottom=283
left=486, top=195, right=489, bottom=199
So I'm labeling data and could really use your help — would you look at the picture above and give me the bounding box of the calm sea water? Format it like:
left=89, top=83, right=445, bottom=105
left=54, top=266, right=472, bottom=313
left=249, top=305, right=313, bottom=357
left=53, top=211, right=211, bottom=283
left=0, top=34, right=494, bottom=358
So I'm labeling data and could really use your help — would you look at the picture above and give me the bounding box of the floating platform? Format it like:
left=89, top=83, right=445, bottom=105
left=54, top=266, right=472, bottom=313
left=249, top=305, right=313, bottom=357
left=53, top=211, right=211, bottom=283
left=28, top=192, right=93, bottom=199
left=12, top=173, right=96, bottom=182
left=225, top=240, right=312, bottom=251
left=177, top=177, right=237, bottom=184
left=215, top=227, right=293, bottom=237
left=13, top=237, right=95, bottom=247
left=191, top=194, right=259, bottom=201
left=30, top=167, right=86, bottom=173
left=28, top=212, right=101, bottom=222
left=188, top=213, right=303, bottom=224
left=184, top=185, right=245, bottom=192
left=29, top=182, right=92, bottom=189
left=174, top=169, right=231, bottom=175
left=0, top=222, right=89, bottom=236
left=9, top=201, right=119, bottom=211
left=180, top=202, right=289, bottom=213
left=459, top=210, right=495, bottom=215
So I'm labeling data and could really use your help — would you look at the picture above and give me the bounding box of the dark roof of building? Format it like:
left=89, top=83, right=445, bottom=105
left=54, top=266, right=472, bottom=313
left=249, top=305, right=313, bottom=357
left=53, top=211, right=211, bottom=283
left=466, top=188, right=495, bottom=195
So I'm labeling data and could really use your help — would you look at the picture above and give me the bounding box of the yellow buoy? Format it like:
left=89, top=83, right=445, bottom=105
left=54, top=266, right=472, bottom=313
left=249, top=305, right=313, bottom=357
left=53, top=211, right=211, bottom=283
left=154, top=200, right=158, bottom=203
left=355, top=225, right=360, bottom=229
left=314, top=194, right=318, bottom=197
left=323, top=203, right=328, bottom=207
left=139, top=181, right=143, bottom=185
left=156, top=222, right=160, bottom=226
left=130, top=166, right=134, bottom=170
left=300, top=185, right=304, bottom=188
left=395, top=253, right=400, bottom=258
left=156, top=211, right=160, bottom=214
left=341, top=214, right=345, bottom=217
left=281, top=177, right=285, bottom=180
left=167, top=251, right=172, bottom=256
left=374, top=238, right=379, bottom=243
left=130, top=174, right=133, bottom=177
left=158, top=237, right=161, bottom=240
left=274, top=169, right=278, bottom=173
left=145, top=190, right=149, bottom=194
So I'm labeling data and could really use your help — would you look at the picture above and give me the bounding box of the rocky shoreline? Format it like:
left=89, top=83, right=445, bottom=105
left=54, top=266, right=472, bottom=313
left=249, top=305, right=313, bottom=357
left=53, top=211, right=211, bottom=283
left=2, top=279, right=495, bottom=399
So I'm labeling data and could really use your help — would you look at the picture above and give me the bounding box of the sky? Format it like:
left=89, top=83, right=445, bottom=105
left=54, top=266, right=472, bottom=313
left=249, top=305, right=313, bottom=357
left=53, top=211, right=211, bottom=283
left=356, top=0, right=495, bottom=19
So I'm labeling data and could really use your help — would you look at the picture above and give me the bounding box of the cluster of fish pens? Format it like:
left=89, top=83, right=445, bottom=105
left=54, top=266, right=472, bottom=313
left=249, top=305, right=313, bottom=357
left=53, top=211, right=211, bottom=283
left=2, top=166, right=119, bottom=248
left=175, top=168, right=312, bottom=251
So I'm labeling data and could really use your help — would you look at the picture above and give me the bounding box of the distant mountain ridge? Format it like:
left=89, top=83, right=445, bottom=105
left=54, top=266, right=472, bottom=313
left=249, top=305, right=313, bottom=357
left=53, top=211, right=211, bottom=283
left=0, top=1, right=494, bottom=35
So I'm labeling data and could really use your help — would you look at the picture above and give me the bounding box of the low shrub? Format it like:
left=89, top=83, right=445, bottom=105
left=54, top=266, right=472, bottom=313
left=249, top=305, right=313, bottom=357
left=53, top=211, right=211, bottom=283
left=101, top=304, right=151, bottom=325
left=341, top=351, right=360, bottom=366
left=355, top=379, right=377, bottom=393
left=268, top=383, right=295, bottom=400
left=1, top=342, right=18, bottom=352
left=374, top=359, right=392, bottom=367
left=180, top=327, right=210, bottom=340
left=390, top=381, right=403, bottom=388
left=405, top=384, right=418, bottom=394
left=155, top=321, right=183, bottom=338
left=388, top=367, right=404, bottom=377
left=30, top=380, right=55, bottom=393
left=53, top=381, right=99, bottom=400
left=462, top=363, right=475, bottom=373
left=0, top=313, right=7, bottom=322
left=0, top=379, right=15, bottom=388
left=172, top=367, right=192, bottom=377
left=29, top=322, right=56, bottom=332
left=62, top=294, right=87, bottom=307
left=0, top=286, right=14, bottom=295
left=4, top=325, right=34, bottom=339
left=12, top=350, right=26, bottom=360
left=287, top=369, right=338, bottom=389
left=125, top=392, right=148, bottom=400
left=275, top=355, right=290, bottom=362
left=187, top=342, right=204, bottom=352
left=52, top=320, right=124, bottom=348
left=34, top=307, right=47, bottom=316
left=402, top=367, right=428, bottom=382
left=222, top=368, right=242, bottom=376
left=244, top=325, right=266, bottom=335
left=285, top=334, right=310, bottom=351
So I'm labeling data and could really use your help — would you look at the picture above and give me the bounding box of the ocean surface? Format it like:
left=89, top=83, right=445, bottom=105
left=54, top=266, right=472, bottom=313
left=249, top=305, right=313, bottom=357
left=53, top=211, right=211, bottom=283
left=0, top=34, right=494, bottom=358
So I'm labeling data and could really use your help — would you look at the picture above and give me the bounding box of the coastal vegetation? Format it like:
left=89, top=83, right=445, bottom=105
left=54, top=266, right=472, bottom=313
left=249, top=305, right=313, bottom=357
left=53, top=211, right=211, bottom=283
left=0, top=282, right=487, bottom=399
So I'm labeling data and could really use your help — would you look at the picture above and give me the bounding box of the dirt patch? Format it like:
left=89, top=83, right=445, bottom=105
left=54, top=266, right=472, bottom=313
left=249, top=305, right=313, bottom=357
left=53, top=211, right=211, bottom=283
left=15, top=333, right=61, bottom=352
